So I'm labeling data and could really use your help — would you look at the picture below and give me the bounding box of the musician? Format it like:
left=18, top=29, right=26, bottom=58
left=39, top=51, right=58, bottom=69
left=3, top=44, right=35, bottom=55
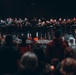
left=46, top=20, right=51, bottom=39
left=37, top=19, right=42, bottom=39
left=50, top=19, right=54, bottom=24
left=66, top=19, right=71, bottom=35
left=71, top=21, right=76, bottom=37
left=49, top=19, right=54, bottom=39
left=61, top=19, right=67, bottom=36
left=30, top=17, right=38, bottom=40
left=24, top=21, right=31, bottom=38
left=40, top=21, right=46, bottom=39
left=0, top=19, right=6, bottom=38
left=6, top=18, right=14, bottom=34
left=58, top=18, right=62, bottom=24
left=13, top=18, right=19, bottom=36
left=24, top=18, right=28, bottom=23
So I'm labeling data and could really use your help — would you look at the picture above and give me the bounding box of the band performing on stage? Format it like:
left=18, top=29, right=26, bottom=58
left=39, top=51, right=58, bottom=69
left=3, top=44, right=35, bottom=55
left=0, top=17, right=76, bottom=39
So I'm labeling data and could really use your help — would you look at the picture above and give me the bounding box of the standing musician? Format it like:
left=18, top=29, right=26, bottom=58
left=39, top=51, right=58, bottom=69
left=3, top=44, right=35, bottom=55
left=37, top=19, right=42, bottom=39
left=61, top=19, right=67, bottom=36
left=6, top=18, right=14, bottom=34
left=0, top=19, right=7, bottom=37
left=30, top=17, right=38, bottom=41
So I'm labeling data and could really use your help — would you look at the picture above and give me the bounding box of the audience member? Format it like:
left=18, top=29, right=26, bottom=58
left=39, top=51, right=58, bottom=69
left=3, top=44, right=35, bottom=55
left=60, top=58, right=76, bottom=75
left=64, top=47, right=75, bottom=58
left=0, top=34, right=20, bottom=74
left=18, top=52, right=39, bottom=75
left=45, top=30, right=68, bottom=63
left=33, top=48, right=45, bottom=73
left=18, top=35, right=32, bottom=57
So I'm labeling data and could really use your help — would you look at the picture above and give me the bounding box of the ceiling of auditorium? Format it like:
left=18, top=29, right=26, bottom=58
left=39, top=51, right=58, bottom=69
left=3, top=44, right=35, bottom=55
left=0, top=0, right=76, bottom=18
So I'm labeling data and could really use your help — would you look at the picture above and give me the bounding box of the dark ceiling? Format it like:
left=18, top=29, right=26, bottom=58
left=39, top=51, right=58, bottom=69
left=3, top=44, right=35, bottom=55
left=0, top=0, right=76, bottom=19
